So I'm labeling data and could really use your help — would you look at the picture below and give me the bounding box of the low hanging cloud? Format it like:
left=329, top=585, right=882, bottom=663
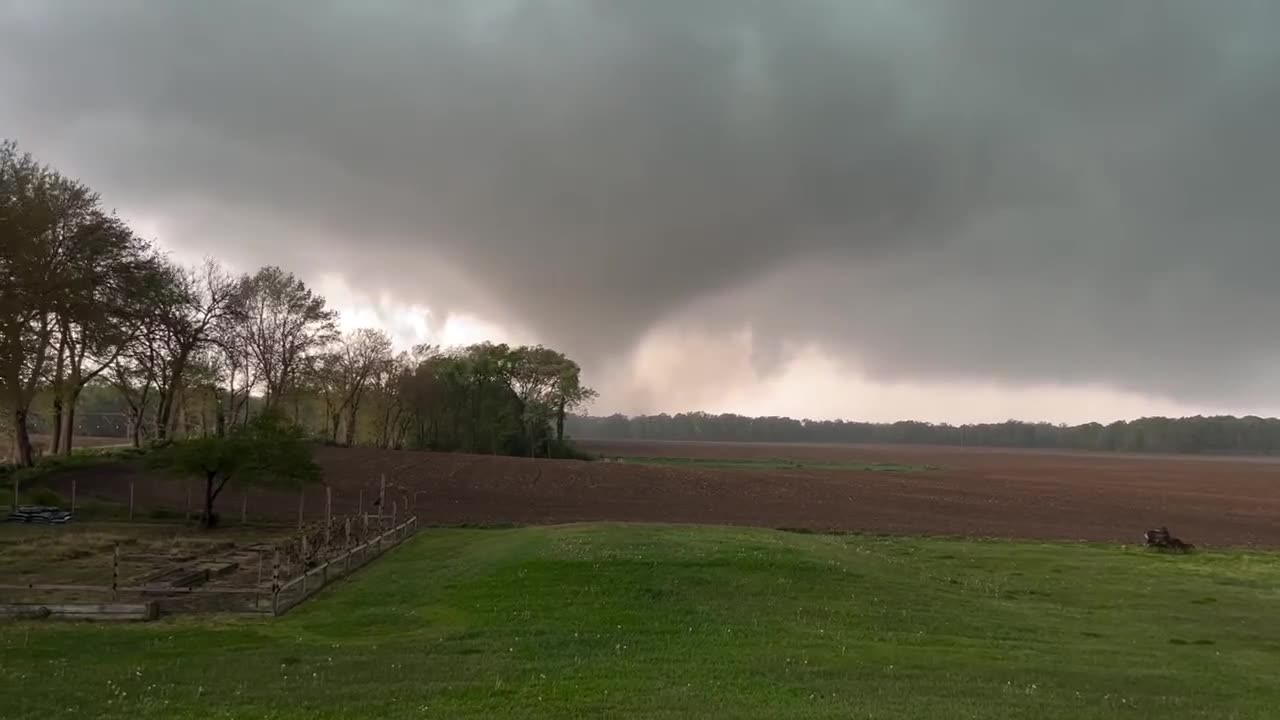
left=2, top=1, right=1279, bottom=413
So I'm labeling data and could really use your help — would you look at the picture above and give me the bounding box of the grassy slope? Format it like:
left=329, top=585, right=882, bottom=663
left=2, top=524, right=1278, bottom=719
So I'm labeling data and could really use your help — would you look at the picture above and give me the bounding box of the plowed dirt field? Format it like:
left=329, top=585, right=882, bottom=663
left=40, top=440, right=1280, bottom=547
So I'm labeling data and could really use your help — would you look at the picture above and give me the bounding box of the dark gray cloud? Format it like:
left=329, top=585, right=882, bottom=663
left=2, top=0, right=1279, bottom=408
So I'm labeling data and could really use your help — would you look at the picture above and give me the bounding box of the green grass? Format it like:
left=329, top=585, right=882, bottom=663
left=611, top=456, right=933, bottom=472
left=2, top=524, right=1279, bottom=719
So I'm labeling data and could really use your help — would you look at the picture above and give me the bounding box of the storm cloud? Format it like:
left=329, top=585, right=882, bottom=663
left=3, top=1, right=1279, bottom=413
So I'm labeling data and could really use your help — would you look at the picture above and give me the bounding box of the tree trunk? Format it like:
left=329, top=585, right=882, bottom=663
left=202, top=472, right=228, bottom=529
left=199, top=390, right=210, bottom=437
left=344, top=404, right=359, bottom=447
left=49, top=336, right=67, bottom=455
left=155, top=389, right=174, bottom=441
left=156, top=351, right=193, bottom=441
left=50, top=395, right=63, bottom=457
left=59, top=386, right=80, bottom=457
left=12, top=407, right=34, bottom=467
left=214, top=389, right=226, bottom=437
left=556, top=400, right=566, bottom=442
left=128, top=411, right=142, bottom=448
left=175, top=390, right=187, bottom=440
left=203, top=473, right=216, bottom=528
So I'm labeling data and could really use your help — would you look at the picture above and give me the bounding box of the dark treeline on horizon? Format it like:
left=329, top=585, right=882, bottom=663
left=566, top=412, right=1280, bottom=456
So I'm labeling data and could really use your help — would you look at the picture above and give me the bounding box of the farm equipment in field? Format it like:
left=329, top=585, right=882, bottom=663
left=1144, top=526, right=1194, bottom=552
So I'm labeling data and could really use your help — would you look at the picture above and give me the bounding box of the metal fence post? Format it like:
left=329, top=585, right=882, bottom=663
left=112, top=543, right=120, bottom=601
left=325, top=486, right=332, bottom=547
left=272, top=551, right=280, bottom=616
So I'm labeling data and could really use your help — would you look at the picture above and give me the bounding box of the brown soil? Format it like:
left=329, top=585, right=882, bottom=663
left=33, top=440, right=1280, bottom=548
left=2, top=434, right=128, bottom=462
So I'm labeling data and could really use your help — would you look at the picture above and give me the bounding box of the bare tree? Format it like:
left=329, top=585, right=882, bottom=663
left=149, top=260, right=247, bottom=441
left=212, top=321, right=257, bottom=433
left=108, top=333, right=160, bottom=448
left=311, top=329, right=394, bottom=445
left=368, top=350, right=414, bottom=449
left=240, top=266, right=337, bottom=410
left=338, top=329, right=393, bottom=445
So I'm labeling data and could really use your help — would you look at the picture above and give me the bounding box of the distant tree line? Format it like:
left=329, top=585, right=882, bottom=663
left=567, top=413, right=1280, bottom=456
left=2, top=139, right=594, bottom=466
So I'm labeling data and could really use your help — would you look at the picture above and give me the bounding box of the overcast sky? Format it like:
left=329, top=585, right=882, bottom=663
left=4, top=1, right=1279, bottom=424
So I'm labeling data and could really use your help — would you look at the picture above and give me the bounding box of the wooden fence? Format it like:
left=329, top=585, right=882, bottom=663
left=270, top=515, right=418, bottom=615
left=13, top=471, right=424, bottom=530
left=0, top=515, right=420, bottom=618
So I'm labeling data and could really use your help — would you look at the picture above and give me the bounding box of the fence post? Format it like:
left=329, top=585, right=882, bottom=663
left=379, top=474, right=386, bottom=520
left=128, top=482, right=135, bottom=521
left=271, top=551, right=280, bottom=616
left=297, top=489, right=305, bottom=530
left=363, top=512, right=369, bottom=542
left=392, top=500, right=398, bottom=531
left=358, top=488, right=363, bottom=518
left=325, top=486, right=332, bottom=547
left=112, top=543, right=120, bottom=601
left=302, top=535, right=310, bottom=594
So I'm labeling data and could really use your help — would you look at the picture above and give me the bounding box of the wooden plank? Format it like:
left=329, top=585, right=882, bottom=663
left=0, top=603, right=150, bottom=613
left=128, top=585, right=264, bottom=596
left=0, top=582, right=265, bottom=596
left=0, top=582, right=113, bottom=592
left=0, top=601, right=158, bottom=621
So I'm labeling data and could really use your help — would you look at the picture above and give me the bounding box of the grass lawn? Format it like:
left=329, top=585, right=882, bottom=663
left=2, top=524, right=1278, bottom=719
left=611, top=456, right=933, bottom=472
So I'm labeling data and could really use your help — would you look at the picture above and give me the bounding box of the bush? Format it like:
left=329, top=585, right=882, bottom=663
left=545, top=438, right=597, bottom=461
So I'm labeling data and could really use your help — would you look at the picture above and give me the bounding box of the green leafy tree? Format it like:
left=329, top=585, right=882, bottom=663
left=1, top=140, right=100, bottom=465
left=156, top=410, right=321, bottom=528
